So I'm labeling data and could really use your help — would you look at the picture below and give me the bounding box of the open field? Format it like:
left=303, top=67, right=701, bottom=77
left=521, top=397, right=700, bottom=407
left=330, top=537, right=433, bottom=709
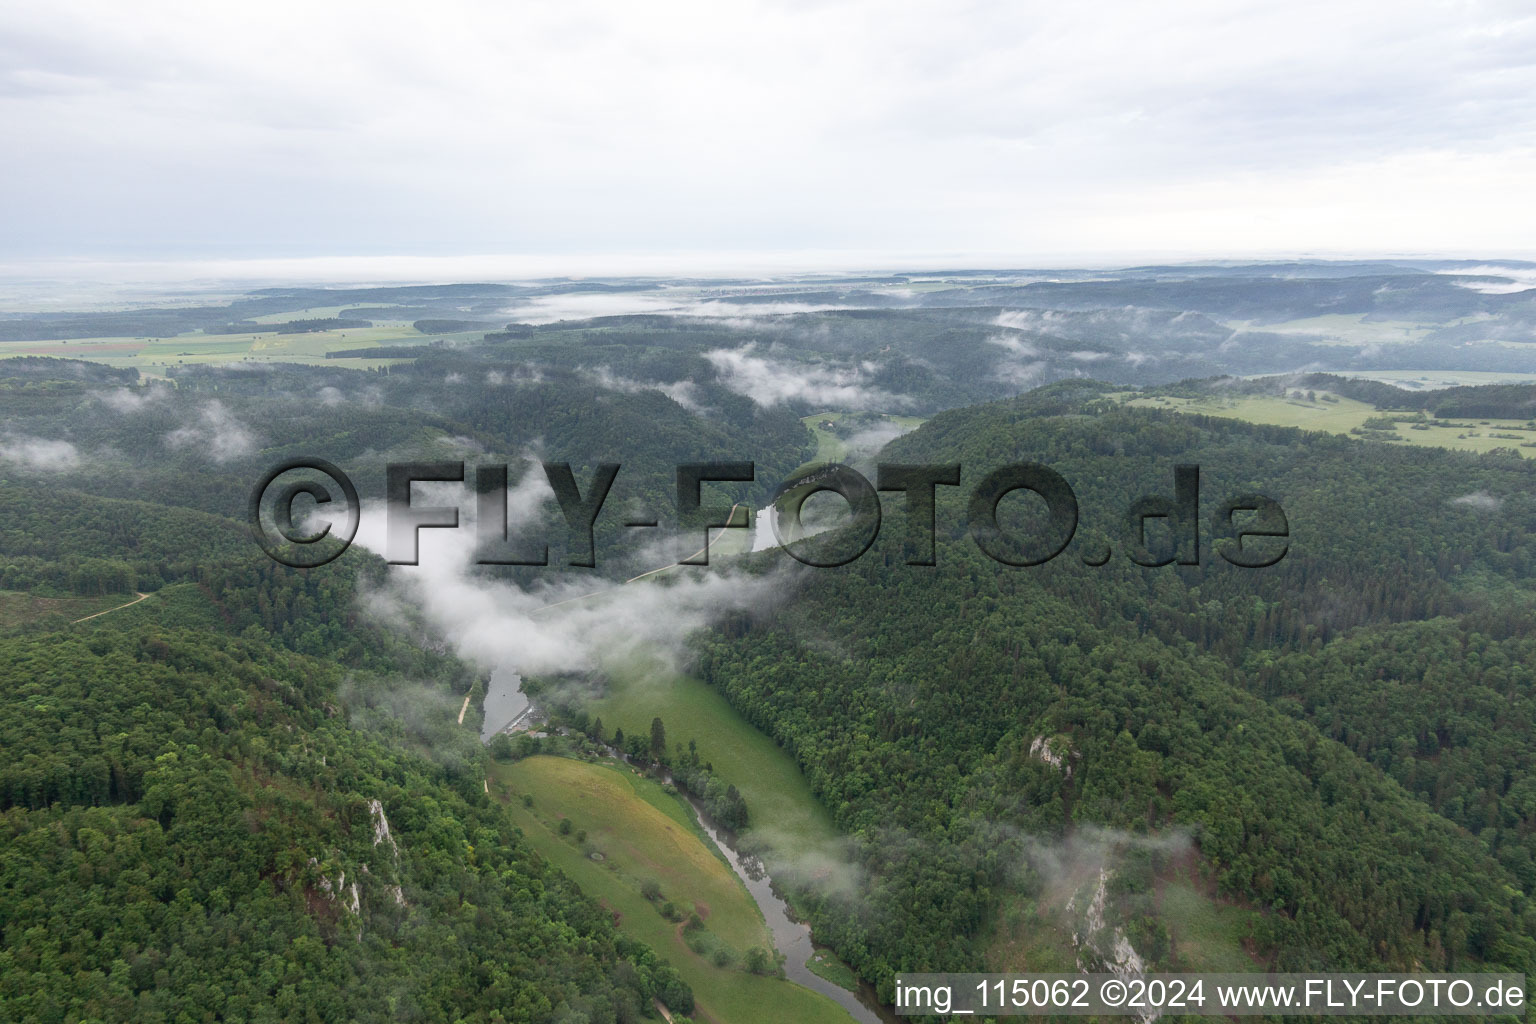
left=803, top=413, right=851, bottom=463
left=1223, top=313, right=1493, bottom=346
left=0, top=321, right=486, bottom=376
left=796, top=411, right=926, bottom=473
left=491, top=755, right=854, bottom=1024
left=584, top=661, right=842, bottom=862
left=496, top=755, right=769, bottom=951
left=1126, top=392, right=1535, bottom=458
left=1335, top=370, right=1536, bottom=389
left=243, top=304, right=410, bottom=324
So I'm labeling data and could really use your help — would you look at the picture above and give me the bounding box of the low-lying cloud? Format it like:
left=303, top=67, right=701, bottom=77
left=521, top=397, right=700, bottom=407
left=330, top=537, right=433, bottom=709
left=585, top=367, right=704, bottom=412
left=1438, top=265, right=1536, bottom=295
left=704, top=345, right=905, bottom=410
left=164, top=399, right=256, bottom=461
left=94, top=386, right=166, bottom=413
left=1450, top=490, right=1503, bottom=512
left=350, top=478, right=788, bottom=694
left=0, top=435, right=81, bottom=472
left=985, top=331, right=1048, bottom=388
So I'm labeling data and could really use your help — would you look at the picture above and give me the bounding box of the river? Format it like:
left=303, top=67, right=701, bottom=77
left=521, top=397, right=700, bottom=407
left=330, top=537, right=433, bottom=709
left=667, top=772, right=896, bottom=1023
left=751, top=504, right=778, bottom=552
left=480, top=666, right=532, bottom=742
left=483, top=628, right=892, bottom=1020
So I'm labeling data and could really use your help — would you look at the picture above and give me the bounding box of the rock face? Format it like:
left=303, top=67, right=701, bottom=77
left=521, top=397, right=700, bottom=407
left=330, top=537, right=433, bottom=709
left=304, top=800, right=409, bottom=923
left=1066, top=867, right=1155, bottom=1022
left=370, top=798, right=399, bottom=855
left=370, top=798, right=408, bottom=906
left=1029, top=735, right=1072, bottom=776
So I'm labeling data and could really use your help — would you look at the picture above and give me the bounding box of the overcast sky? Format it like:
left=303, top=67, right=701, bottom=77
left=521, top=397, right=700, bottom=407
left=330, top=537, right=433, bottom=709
left=2, top=0, right=1534, bottom=268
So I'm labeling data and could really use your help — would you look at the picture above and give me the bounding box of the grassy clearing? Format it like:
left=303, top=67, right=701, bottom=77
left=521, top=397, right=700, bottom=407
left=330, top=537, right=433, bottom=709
left=496, top=756, right=769, bottom=950
left=74, top=583, right=226, bottom=632
left=1126, top=392, right=1535, bottom=458
left=805, top=951, right=861, bottom=991
left=793, top=412, right=926, bottom=473
left=584, top=660, right=842, bottom=860
left=491, top=755, right=854, bottom=1024
left=0, top=590, right=125, bottom=628
left=802, top=413, right=850, bottom=464
left=984, top=893, right=1080, bottom=972
left=1159, top=882, right=1257, bottom=972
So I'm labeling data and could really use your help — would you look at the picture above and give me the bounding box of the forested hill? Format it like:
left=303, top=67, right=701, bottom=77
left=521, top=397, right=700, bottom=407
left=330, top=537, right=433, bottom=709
left=697, top=382, right=1536, bottom=1000
left=0, top=558, right=695, bottom=1022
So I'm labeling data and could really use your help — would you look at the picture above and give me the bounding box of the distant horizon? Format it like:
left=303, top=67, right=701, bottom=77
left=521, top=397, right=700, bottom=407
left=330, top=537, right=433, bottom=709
left=3, top=250, right=1536, bottom=311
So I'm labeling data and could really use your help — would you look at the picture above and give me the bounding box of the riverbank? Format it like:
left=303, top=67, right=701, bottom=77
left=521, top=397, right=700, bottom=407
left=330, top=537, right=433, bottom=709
left=489, top=754, right=856, bottom=1024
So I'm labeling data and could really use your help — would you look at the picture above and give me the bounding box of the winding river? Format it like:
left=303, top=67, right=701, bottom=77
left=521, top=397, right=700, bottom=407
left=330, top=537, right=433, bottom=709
left=667, top=774, right=896, bottom=1024
left=482, top=524, right=895, bottom=1022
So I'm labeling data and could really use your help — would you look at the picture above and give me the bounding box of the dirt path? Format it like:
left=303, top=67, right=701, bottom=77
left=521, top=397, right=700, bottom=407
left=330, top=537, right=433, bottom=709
left=72, top=592, right=151, bottom=623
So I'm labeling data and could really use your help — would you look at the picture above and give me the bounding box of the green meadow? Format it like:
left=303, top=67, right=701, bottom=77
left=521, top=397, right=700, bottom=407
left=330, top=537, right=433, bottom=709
left=491, top=755, right=854, bottom=1024
left=796, top=411, right=927, bottom=472
left=584, top=661, right=842, bottom=860
left=802, top=413, right=851, bottom=464
left=0, top=315, right=486, bottom=376
left=1126, top=391, right=1535, bottom=458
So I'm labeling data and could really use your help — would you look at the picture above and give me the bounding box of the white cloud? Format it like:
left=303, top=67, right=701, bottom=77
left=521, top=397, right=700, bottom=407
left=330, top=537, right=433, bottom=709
left=349, top=485, right=784, bottom=683
left=1451, top=490, right=1503, bottom=512
left=840, top=420, right=916, bottom=460
left=585, top=367, right=704, bottom=412
left=993, top=310, right=1065, bottom=332
left=985, top=331, right=1040, bottom=358
left=164, top=399, right=255, bottom=461
left=995, top=359, right=1047, bottom=388
left=1438, top=265, right=1536, bottom=294
left=501, top=292, right=860, bottom=325
left=986, top=330, right=1049, bottom=387
left=704, top=345, right=905, bottom=410
left=0, top=435, right=81, bottom=472
left=95, top=386, right=165, bottom=412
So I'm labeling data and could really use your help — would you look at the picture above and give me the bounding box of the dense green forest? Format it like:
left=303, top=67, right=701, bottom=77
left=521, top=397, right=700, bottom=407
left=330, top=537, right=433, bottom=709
left=696, top=383, right=1536, bottom=999
left=0, top=561, right=694, bottom=1023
